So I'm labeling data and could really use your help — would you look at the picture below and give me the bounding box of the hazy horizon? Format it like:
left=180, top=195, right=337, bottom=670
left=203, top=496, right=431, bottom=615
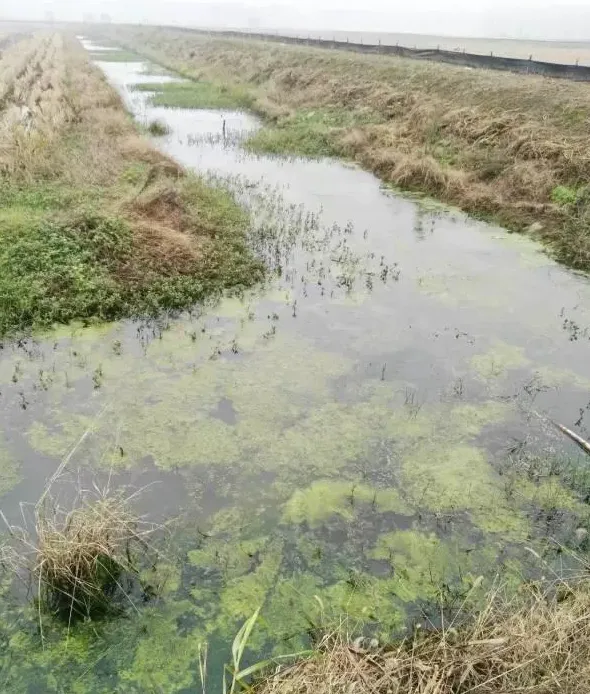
left=2, top=0, right=590, bottom=43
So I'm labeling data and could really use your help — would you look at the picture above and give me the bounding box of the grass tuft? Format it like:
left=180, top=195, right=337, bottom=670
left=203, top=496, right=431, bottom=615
left=34, top=494, right=142, bottom=619
left=2, top=483, right=158, bottom=623
left=131, top=80, right=253, bottom=110
left=146, top=118, right=171, bottom=136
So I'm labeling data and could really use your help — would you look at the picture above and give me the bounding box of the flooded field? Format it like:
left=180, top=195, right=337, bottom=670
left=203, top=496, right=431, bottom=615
left=1, top=38, right=590, bottom=692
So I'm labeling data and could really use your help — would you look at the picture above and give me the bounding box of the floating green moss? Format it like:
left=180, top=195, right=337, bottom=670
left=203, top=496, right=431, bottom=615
left=216, top=539, right=284, bottom=642
left=118, top=600, right=203, bottom=692
left=402, top=444, right=496, bottom=509
left=282, top=480, right=410, bottom=527
left=533, top=365, right=590, bottom=391
left=416, top=273, right=504, bottom=309
left=470, top=341, right=530, bottom=381
left=370, top=530, right=453, bottom=603
left=0, top=436, right=20, bottom=496
left=324, top=573, right=405, bottom=632
left=515, top=477, right=583, bottom=512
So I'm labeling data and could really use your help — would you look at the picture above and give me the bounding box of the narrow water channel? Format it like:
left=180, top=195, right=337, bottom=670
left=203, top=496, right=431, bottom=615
left=2, top=38, right=590, bottom=691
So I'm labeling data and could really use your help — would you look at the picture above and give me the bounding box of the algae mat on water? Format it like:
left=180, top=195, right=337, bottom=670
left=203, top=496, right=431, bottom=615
left=1, top=305, right=589, bottom=690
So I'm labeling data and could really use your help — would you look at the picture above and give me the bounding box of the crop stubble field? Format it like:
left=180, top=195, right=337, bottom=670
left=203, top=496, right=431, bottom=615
left=273, top=29, right=590, bottom=67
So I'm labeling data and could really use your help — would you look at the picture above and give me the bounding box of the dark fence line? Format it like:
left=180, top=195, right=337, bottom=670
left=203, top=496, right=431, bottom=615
left=166, top=26, right=590, bottom=82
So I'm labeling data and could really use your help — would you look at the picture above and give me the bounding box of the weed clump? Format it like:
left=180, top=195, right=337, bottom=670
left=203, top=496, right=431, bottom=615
left=34, top=496, right=141, bottom=618
left=147, top=119, right=171, bottom=136
left=4, top=488, right=156, bottom=621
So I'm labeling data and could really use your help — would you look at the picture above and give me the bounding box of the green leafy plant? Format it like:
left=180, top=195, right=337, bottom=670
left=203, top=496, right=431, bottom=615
left=552, top=185, right=579, bottom=206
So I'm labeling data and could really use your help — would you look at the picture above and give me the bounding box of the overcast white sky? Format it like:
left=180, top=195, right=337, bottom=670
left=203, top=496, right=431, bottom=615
left=3, top=0, right=590, bottom=42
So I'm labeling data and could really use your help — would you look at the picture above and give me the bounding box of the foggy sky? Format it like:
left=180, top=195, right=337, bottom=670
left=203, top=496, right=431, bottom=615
left=2, top=0, right=590, bottom=42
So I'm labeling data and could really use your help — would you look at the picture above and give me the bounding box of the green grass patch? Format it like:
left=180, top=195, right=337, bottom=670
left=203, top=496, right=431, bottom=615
left=131, top=81, right=253, bottom=110
left=88, top=50, right=140, bottom=62
left=551, top=185, right=581, bottom=206
left=0, top=178, right=263, bottom=336
left=246, top=108, right=381, bottom=158
left=0, top=211, right=132, bottom=335
left=0, top=180, right=103, bottom=211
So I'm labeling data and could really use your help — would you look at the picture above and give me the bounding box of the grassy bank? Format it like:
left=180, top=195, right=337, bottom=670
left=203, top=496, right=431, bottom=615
left=0, top=33, right=262, bottom=337
left=105, top=26, right=590, bottom=270
left=249, top=580, right=590, bottom=694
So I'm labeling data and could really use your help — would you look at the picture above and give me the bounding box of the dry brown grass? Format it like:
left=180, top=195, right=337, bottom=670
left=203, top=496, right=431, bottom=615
left=107, top=26, right=590, bottom=269
left=33, top=493, right=145, bottom=617
left=255, top=583, right=590, bottom=694
left=1, top=481, right=157, bottom=624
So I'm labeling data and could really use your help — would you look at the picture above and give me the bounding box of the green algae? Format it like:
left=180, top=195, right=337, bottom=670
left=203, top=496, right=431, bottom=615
left=402, top=444, right=492, bottom=511
left=470, top=341, right=530, bottom=381
left=188, top=536, right=270, bottom=579
left=515, top=477, right=583, bottom=512
left=446, top=401, right=510, bottom=438
left=216, top=539, right=284, bottom=641
left=470, top=500, right=530, bottom=540
left=140, top=562, right=182, bottom=596
left=533, top=365, right=590, bottom=391
left=0, top=436, right=20, bottom=496
left=261, top=573, right=324, bottom=652
left=118, top=600, right=202, bottom=692
left=28, top=417, right=94, bottom=460
left=370, top=529, right=447, bottom=602
left=416, top=273, right=504, bottom=309
left=282, top=480, right=410, bottom=527
left=0, top=583, right=208, bottom=693
left=25, top=333, right=356, bottom=472
left=324, top=573, right=405, bottom=633
left=492, top=230, right=552, bottom=269
left=369, top=530, right=503, bottom=607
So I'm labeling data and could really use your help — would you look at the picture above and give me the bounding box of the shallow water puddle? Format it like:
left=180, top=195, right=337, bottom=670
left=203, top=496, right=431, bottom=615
left=1, top=39, right=590, bottom=691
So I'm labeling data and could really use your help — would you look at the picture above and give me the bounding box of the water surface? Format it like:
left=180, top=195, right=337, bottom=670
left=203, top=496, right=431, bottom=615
left=1, top=39, right=590, bottom=692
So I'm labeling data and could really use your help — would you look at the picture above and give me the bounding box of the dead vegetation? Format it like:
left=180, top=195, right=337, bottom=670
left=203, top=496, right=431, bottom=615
left=254, top=581, right=590, bottom=694
left=108, top=26, right=590, bottom=270
left=32, top=494, right=146, bottom=619
left=1, top=482, right=157, bottom=623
